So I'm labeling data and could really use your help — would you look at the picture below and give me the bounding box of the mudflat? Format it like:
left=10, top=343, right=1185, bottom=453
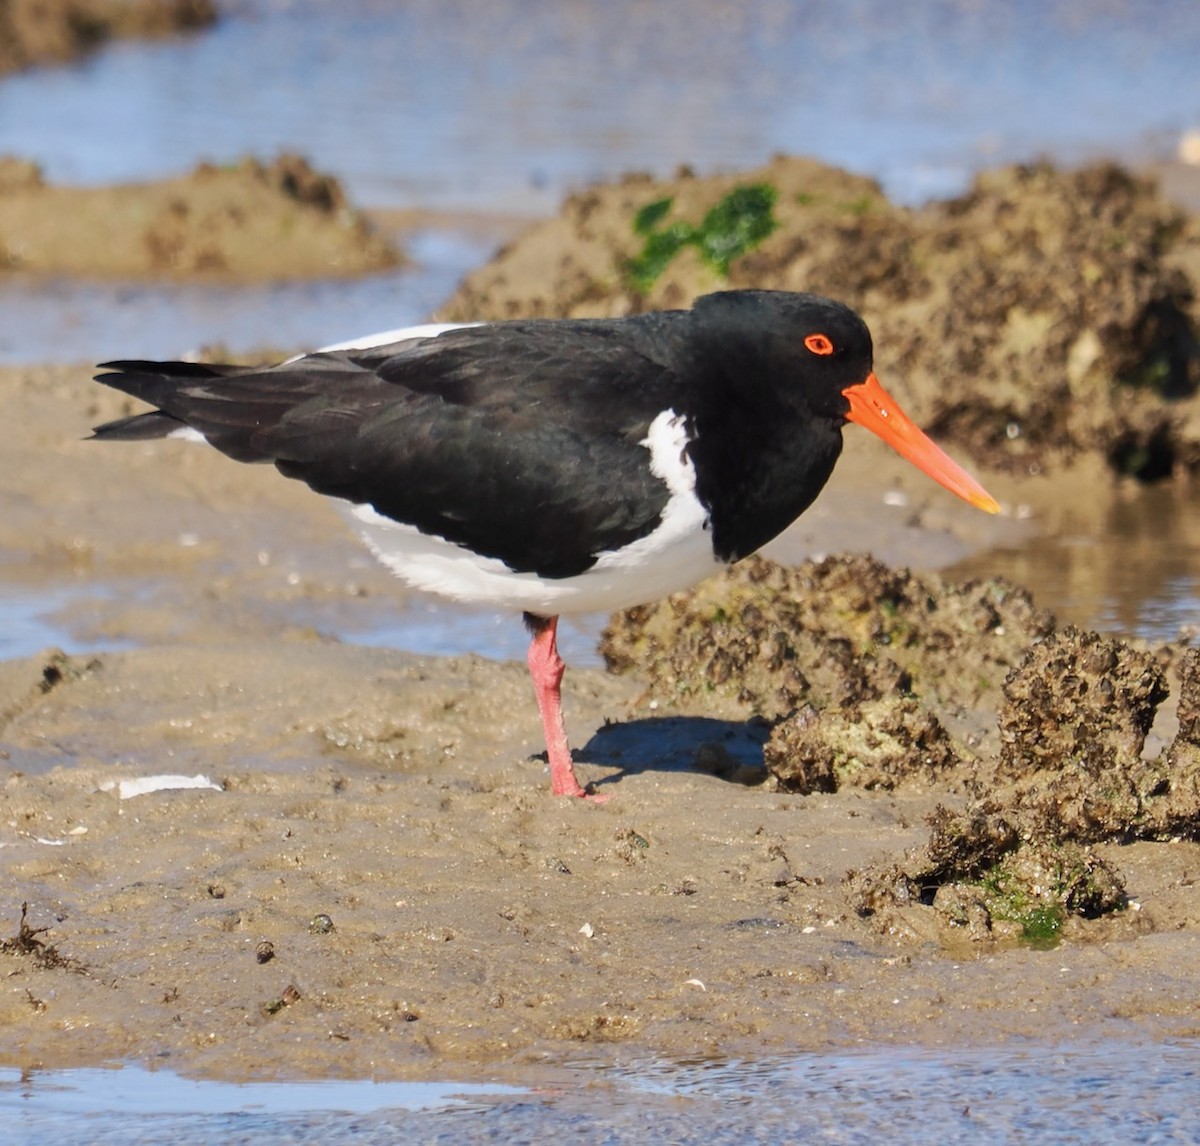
left=2, top=154, right=1200, bottom=1079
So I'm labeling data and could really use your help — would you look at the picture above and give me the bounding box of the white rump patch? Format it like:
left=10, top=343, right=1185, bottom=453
left=166, top=425, right=207, bottom=444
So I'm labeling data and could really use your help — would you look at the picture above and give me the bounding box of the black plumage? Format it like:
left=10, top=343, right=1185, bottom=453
left=93, top=292, right=873, bottom=577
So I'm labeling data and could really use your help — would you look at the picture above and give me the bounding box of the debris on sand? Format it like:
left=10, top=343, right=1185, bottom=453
left=0, top=902, right=86, bottom=973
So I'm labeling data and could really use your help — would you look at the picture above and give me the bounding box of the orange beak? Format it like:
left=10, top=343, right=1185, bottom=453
left=843, top=372, right=1000, bottom=514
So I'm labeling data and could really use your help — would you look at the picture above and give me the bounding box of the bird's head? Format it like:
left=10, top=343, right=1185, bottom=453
left=696, top=290, right=1000, bottom=515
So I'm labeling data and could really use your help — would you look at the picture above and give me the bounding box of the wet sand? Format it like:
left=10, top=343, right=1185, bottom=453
left=2, top=153, right=1200, bottom=1080
left=2, top=359, right=1199, bottom=1081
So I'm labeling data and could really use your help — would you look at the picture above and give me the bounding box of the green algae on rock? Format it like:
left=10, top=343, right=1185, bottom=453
left=847, top=802, right=1128, bottom=946
left=625, top=183, right=778, bottom=293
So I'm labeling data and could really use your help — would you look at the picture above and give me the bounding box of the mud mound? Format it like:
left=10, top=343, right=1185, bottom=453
left=600, top=553, right=1053, bottom=722
left=441, top=156, right=890, bottom=322
left=850, top=634, right=1200, bottom=945
left=0, top=154, right=399, bottom=280
left=895, top=164, right=1198, bottom=481
left=603, top=553, right=1200, bottom=943
left=0, top=0, right=215, bottom=76
left=847, top=804, right=1128, bottom=945
left=601, top=554, right=1051, bottom=796
left=762, top=695, right=962, bottom=794
left=996, top=627, right=1167, bottom=783
left=440, top=156, right=1200, bottom=480
left=989, top=632, right=1200, bottom=844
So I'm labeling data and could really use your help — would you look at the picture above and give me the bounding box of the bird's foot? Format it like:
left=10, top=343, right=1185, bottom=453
left=527, top=614, right=609, bottom=801
left=550, top=762, right=609, bottom=803
left=566, top=785, right=610, bottom=804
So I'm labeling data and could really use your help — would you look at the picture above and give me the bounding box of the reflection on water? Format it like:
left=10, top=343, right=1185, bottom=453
left=951, top=477, right=1200, bottom=643
left=0, top=583, right=129, bottom=661
left=4, top=1041, right=1196, bottom=1143
left=350, top=596, right=606, bottom=668
left=0, top=1065, right=521, bottom=1118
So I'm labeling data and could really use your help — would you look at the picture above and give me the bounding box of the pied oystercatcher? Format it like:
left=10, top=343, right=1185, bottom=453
left=92, top=290, right=999, bottom=799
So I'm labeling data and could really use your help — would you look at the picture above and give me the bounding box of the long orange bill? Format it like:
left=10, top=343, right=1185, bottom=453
left=843, top=372, right=1000, bottom=514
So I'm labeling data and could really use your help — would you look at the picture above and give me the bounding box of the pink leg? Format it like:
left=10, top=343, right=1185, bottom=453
left=525, top=614, right=606, bottom=801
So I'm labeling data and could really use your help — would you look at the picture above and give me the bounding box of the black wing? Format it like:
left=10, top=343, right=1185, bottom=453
left=93, top=321, right=694, bottom=578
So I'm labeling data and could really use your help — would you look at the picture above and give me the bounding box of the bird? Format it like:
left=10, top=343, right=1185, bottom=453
left=91, top=290, right=999, bottom=800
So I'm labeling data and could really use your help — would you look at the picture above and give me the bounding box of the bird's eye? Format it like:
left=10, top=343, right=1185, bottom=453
left=804, top=333, right=835, bottom=356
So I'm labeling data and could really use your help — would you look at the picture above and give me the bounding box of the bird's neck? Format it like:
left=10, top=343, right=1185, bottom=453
left=691, top=411, right=843, bottom=562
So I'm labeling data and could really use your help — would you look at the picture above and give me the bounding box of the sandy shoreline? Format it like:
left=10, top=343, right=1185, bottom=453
left=3, top=149, right=1200, bottom=1079
left=2, top=357, right=1199, bottom=1080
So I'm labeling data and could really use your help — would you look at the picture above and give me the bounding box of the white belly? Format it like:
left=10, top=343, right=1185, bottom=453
left=344, top=408, right=722, bottom=615
left=345, top=500, right=720, bottom=615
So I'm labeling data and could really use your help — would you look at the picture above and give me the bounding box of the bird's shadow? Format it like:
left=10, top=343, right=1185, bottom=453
left=577, top=714, right=772, bottom=789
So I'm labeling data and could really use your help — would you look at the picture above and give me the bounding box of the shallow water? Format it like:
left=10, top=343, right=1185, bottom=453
left=1, top=0, right=1195, bottom=211
left=0, top=583, right=130, bottom=662
left=5, top=469, right=1200, bottom=665
left=6, top=466, right=1200, bottom=665
left=0, top=229, right=494, bottom=364
left=950, top=476, right=1200, bottom=645
left=0, top=573, right=608, bottom=668
left=2, top=0, right=1200, bottom=1129
left=4, top=1040, right=1196, bottom=1144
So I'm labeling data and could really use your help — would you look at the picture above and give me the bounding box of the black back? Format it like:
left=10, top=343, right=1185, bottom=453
left=92, top=291, right=874, bottom=577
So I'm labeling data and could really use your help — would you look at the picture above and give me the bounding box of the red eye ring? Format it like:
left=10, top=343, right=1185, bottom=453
left=805, top=333, right=835, bottom=356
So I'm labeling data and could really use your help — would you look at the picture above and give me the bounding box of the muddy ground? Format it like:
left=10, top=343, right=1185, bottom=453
left=0, top=154, right=400, bottom=280
left=2, top=155, right=1200, bottom=1080
left=0, top=0, right=215, bottom=78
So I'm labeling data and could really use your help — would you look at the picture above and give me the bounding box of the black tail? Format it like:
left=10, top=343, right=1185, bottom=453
left=91, top=359, right=295, bottom=461
left=90, top=409, right=187, bottom=441
left=92, top=350, right=383, bottom=463
left=92, top=361, right=235, bottom=441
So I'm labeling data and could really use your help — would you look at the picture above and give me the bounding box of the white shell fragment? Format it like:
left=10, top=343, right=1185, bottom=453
left=106, top=774, right=224, bottom=800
